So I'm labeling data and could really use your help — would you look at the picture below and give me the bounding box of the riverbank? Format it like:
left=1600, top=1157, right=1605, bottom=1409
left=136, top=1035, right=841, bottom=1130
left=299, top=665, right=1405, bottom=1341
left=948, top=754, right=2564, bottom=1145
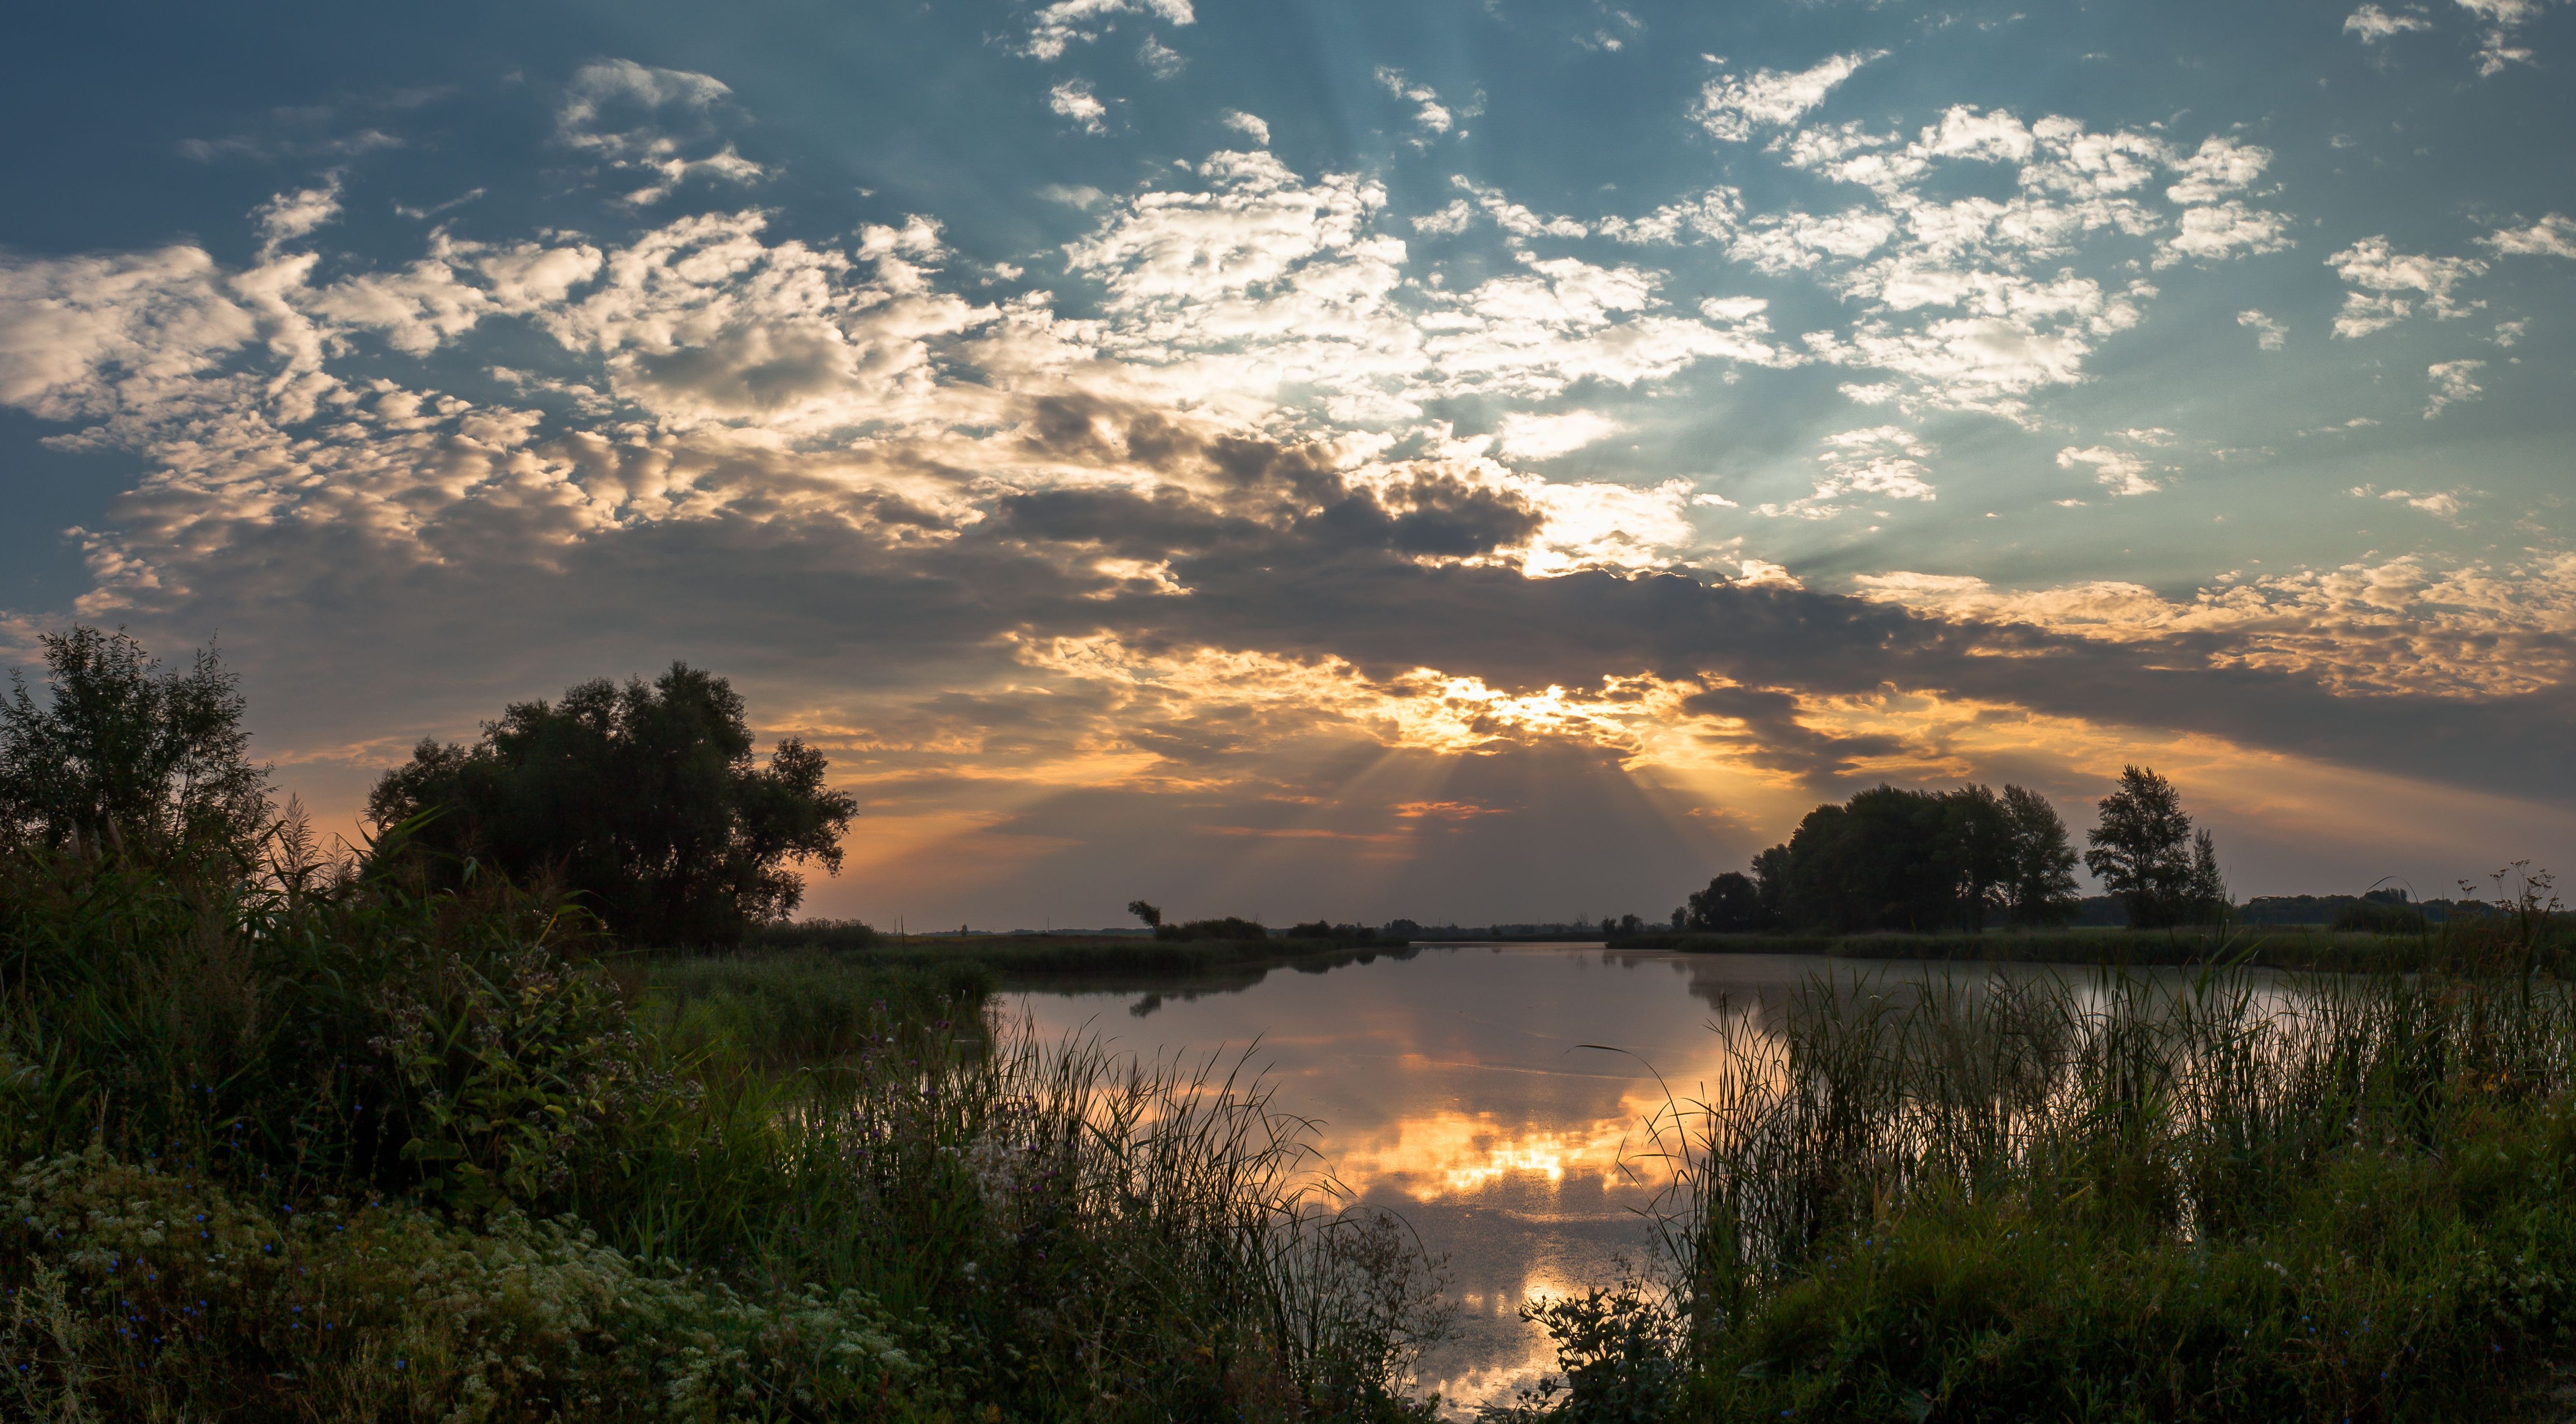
left=0, top=849, right=1446, bottom=1421
left=1605, top=922, right=2563, bottom=973
left=728, top=929, right=1418, bottom=992
left=1490, top=961, right=2576, bottom=1422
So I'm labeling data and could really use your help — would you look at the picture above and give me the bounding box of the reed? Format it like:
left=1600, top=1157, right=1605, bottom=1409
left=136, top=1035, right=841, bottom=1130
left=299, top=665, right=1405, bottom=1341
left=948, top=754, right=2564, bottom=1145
left=1502, top=962, right=2576, bottom=1420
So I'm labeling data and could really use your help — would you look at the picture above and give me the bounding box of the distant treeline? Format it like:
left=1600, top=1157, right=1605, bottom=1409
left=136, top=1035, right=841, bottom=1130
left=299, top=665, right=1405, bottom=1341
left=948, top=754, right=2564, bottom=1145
left=1674, top=769, right=2226, bottom=936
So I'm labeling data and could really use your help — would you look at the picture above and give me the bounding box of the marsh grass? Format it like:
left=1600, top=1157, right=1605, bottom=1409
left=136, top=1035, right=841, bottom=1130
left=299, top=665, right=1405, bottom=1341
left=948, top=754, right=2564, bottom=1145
left=0, top=843, right=1446, bottom=1421
left=1498, top=959, right=2576, bottom=1421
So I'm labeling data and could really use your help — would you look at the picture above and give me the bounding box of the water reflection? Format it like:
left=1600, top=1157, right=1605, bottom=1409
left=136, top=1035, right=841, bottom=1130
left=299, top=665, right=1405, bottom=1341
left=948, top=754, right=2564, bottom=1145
left=1010, top=945, right=2287, bottom=1412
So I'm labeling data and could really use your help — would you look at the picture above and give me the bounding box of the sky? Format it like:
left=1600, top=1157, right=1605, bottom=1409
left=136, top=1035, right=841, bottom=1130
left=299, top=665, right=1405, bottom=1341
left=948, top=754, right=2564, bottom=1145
left=2, top=0, right=2572, bottom=929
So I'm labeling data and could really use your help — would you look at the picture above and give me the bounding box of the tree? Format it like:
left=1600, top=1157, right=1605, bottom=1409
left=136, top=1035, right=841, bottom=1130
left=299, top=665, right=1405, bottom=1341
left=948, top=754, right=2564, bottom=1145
left=2185, top=827, right=2228, bottom=925
left=2084, top=766, right=2199, bottom=928
left=1999, top=785, right=2081, bottom=927
left=0, top=626, right=270, bottom=860
left=1685, top=872, right=1770, bottom=932
left=1939, top=784, right=2015, bottom=930
left=368, top=663, right=856, bottom=945
left=1128, top=899, right=1163, bottom=929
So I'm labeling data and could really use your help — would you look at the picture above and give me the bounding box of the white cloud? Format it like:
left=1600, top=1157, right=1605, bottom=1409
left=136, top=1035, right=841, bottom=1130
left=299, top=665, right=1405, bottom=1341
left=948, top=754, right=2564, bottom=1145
left=2237, top=310, right=2288, bottom=350
left=1219, top=110, right=1270, bottom=147
left=2327, top=237, right=2487, bottom=336
left=2344, top=4, right=2435, bottom=40
left=2157, top=200, right=2294, bottom=268
left=1450, top=177, right=1587, bottom=240
left=2353, top=483, right=2471, bottom=517
left=1761, top=425, right=1935, bottom=517
left=2458, top=0, right=2548, bottom=73
left=1692, top=52, right=1878, bottom=142
left=1854, top=552, right=2576, bottom=698
left=1411, top=200, right=1473, bottom=236
left=253, top=179, right=344, bottom=254
left=1137, top=35, right=1186, bottom=78
left=1037, top=183, right=1107, bottom=209
left=2056, top=444, right=2161, bottom=496
left=1374, top=67, right=1455, bottom=138
left=1049, top=80, right=1110, bottom=134
left=2163, top=135, right=2272, bottom=205
left=1022, top=0, right=1195, bottom=61
left=1495, top=410, right=1623, bottom=460
left=2484, top=213, right=2576, bottom=257
left=2424, top=358, right=2486, bottom=417
left=555, top=60, right=765, bottom=205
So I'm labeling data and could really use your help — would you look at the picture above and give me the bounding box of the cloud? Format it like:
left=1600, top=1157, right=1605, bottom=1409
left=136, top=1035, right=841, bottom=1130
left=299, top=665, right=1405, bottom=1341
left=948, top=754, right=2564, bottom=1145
left=1022, top=0, right=1195, bottom=61
left=1048, top=79, right=1110, bottom=134
left=2351, top=483, right=2470, bottom=517
left=1760, top=426, right=1936, bottom=518
left=1374, top=67, right=1456, bottom=139
left=2424, top=358, right=2486, bottom=418
left=2484, top=213, right=2576, bottom=257
left=2237, top=310, right=2288, bottom=350
left=253, top=178, right=344, bottom=254
left=1693, top=52, right=1878, bottom=142
left=1219, top=110, right=1270, bottom=146
left=1448, top=176, right=1588, bottom=240
left=1037, top=183, right=1107, bottom=208
left=555, top=60, right=765, bottom=205
left=2327, top=237, right=2487, bottom=336
left=2457, top=0, right=2548, bottom=74
left=2056, top=445, right=2161, bottom=496
left=1856, top=551, right=2576, bottom=701
left=2157, top=201, right=2294, bottom=268
left=1494, top=410, right=1622, bottom=461
left=1137, top=35, right=1186, bottom=78
left=2344, top=4, right=2435, bottom=40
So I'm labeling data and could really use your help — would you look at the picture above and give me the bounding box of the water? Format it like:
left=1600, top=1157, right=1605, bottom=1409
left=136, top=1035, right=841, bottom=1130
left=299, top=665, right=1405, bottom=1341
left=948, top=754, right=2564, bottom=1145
left=1012, top=943, right=1957, bottom=1410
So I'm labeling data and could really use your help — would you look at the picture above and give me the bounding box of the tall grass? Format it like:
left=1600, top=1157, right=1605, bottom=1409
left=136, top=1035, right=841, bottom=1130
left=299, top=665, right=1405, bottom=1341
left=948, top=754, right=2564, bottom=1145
left=1502, top=962, right=2576, bottom=1420
left=0, top=841, right=1446, bottom=1420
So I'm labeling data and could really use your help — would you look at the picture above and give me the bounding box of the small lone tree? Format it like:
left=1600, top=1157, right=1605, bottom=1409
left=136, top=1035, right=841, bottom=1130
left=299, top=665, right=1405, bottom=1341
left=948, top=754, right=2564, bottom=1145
left=2085, top=766, right=2199, bottom=929
left=1686, top=872, right=1770, bottom=932
left=368, top=663, right=856, bottom=945
left=0, top=626, right=270, bottom=861
left=2000, top=785, right=2081, bottom=927
left=1127, top=899, right=1163, bottom=929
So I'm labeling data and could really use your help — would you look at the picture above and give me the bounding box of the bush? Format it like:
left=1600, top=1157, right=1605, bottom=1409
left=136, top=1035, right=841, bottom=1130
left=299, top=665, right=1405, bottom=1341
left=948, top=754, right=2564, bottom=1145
left=1156, top=916, right=1271, bottom=942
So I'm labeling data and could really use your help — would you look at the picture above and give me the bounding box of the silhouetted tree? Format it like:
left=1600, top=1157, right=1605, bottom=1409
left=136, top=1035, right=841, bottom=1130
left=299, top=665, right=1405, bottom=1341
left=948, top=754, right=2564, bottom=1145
left=1128, top=899, right=1163, bottom=929
left=1940, top=784, right=2015, bottom=930
left=2000, top=785, right=2082, bottom=927
left=1685, top=872, right=1771, bottom=931
left=0, top=626, right=270, bottom=861
left=2084, top=766, right=2199, bottom=929
left=2186, top=827, right=2228, bottom=925
left=368, top=663, right=855, bottom=945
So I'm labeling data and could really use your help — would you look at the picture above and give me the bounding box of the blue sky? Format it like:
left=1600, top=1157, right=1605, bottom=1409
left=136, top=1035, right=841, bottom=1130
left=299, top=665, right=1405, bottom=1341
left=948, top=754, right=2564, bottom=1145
left=3, top=0, right=2572, bottom=926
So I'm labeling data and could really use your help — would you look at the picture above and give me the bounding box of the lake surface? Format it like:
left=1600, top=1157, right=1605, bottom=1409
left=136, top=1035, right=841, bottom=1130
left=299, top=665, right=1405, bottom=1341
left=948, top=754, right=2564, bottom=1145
left=1012, top=944, right=2011, bottom=1410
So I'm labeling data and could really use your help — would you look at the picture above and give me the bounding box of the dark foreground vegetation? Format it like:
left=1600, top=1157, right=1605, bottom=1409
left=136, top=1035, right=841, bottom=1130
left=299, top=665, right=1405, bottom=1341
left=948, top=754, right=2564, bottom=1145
left=0, top=629, right=1446, bottom=1421
left=1495, top=890, right=2576, bottom=1422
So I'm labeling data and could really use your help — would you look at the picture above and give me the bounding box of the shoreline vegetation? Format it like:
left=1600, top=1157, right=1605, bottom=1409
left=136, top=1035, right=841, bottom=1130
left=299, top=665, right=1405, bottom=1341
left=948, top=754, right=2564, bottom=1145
left=11, top=627, right=2576, bottom=1420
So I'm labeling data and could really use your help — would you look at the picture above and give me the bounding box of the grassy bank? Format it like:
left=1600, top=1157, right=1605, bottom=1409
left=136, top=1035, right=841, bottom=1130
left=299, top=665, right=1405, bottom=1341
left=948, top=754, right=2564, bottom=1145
left=1605, top=921, right=2571, bottom=974
left=0, top=845, right=1446, bottom=1421
left=1494, top=958, right=2576, bottom=1422
left=742, top=927, right=1418, bottom=992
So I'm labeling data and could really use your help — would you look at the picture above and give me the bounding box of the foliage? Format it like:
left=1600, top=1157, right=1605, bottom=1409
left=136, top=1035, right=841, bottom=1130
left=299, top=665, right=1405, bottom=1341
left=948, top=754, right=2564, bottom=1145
left=0, top=626, right=269, bottom=862
left=367, top=663, right=857, bottom=945
left=1157, top=916, right=1272, bottom=942
left=2084, top=766, right=2203, bottom=929
left=1727, top=783, right=2083, bottom=935
left=1998, top=785, right=2081, bottom=927
left=1681, top=872, right=1769, bottom=932
left=1606, top=957, right=2576, bottom=1422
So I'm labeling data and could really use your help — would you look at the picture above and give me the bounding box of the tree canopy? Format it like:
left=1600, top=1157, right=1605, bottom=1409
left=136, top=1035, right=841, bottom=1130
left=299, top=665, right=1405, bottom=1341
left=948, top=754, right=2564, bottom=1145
left=2083, top=766, right=2227, bottom=928
left=0, top=626, right=270, bottom=861
left=368, top=663, right=856, bottom=945
left=1697, top=782, right=2085, bottom=934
